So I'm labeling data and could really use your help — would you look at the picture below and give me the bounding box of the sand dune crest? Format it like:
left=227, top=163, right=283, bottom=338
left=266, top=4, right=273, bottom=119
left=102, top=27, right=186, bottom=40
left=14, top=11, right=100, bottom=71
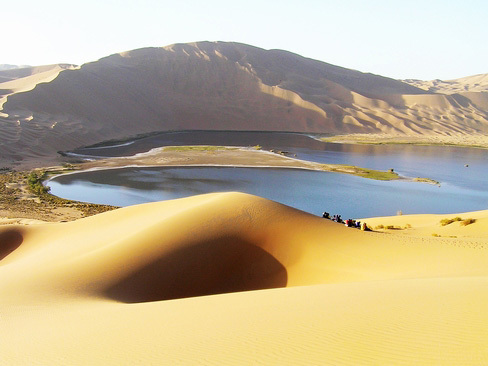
left=2, top=192, right=488, bottom=363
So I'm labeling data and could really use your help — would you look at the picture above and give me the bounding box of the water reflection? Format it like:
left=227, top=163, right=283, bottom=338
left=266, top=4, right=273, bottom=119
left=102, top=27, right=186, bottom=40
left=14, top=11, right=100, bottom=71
left=49, top=166, right=488, bottom=218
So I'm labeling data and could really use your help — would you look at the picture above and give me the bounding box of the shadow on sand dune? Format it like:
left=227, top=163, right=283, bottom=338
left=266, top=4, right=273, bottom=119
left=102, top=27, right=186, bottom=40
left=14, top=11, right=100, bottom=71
left=0, top=229, right=23, bottom=261
left=105, top=235, right=287, bottom=303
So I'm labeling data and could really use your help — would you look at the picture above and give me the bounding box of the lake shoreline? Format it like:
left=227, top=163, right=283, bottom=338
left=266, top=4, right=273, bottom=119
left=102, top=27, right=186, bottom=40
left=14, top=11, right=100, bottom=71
left=321, top=133, right=488, bottom=149
left=2, top=145, right=439, bottom=223
left=56, top=145, right=423, bottom=182
left=75, top=130, right=488, bottom=151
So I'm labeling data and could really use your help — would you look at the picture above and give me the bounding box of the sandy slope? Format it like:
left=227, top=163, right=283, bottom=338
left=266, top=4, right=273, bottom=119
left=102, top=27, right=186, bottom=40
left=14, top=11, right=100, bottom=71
left=1, top=42, right=487, bottom=168
left=1, top=192, right=488, bottom=364
left=404, top=73, right=488, bottom=94
left=0, top=64, right=77, bottom=109
left=0, top=64, right=78, bottom=168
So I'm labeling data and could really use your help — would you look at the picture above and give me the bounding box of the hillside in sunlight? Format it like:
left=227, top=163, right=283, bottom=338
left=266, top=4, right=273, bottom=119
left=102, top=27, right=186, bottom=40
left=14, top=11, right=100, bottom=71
left=1, top=41, right=487, bottom=167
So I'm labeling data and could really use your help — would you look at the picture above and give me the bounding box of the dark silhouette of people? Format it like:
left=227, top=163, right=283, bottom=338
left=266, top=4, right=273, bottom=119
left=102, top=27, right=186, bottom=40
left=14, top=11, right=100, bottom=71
left=321, top=211, right=366, bottom=230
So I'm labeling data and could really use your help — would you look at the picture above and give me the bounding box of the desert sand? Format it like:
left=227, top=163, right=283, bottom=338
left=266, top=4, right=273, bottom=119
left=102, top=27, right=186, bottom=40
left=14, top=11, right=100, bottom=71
left=2, top=192, right=488, bottom=364
left=404, top=73, right=488, bottom=94
left=323, top=132, right=488, bottom=148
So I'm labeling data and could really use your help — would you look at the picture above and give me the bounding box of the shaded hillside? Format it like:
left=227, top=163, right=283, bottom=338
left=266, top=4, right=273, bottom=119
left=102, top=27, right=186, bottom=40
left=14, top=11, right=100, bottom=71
left=1, top=42, right=487, bottom=167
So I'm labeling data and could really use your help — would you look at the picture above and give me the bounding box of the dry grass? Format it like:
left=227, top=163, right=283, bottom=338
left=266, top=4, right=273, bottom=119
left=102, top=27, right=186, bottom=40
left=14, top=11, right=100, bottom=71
left=0, top=169, right=117, bottom=222
left=440, top=217, right=463, bottom=226
left=461, top=218, right=476, bottom=226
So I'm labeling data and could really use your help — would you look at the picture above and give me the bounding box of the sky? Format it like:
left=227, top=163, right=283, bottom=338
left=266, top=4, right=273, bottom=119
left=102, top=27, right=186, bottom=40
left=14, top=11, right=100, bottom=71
left=3, top=0, right=487, bottom=80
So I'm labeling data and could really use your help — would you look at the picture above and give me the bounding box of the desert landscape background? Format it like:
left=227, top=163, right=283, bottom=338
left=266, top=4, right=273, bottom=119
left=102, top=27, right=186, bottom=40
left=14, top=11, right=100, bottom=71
left=1, top=41, right=487, bottom=168
left=2, top=41, right=488, bottom=365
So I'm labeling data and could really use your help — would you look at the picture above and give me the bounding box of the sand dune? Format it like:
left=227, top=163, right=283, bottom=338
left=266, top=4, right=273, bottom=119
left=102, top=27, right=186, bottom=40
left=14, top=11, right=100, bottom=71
left=404, top=73, right=488, bottom=94
left=1, top=192, right=488, bottom=364
left=0, top=64, right=79, bottom=167
left=0, top=64, right=77, bottom=108
left=1, top=42, right=487, bottom=168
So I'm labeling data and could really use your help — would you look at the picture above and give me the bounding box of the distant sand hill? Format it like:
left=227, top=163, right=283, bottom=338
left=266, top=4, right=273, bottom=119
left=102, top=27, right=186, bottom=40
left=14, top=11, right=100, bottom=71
left=2, top=192, right=488, bottom=364
left=0, top=64, right=31, bottom=71
left=1, top=41, right=487, bottom=167
left=403, top=73, right=488, bottom=110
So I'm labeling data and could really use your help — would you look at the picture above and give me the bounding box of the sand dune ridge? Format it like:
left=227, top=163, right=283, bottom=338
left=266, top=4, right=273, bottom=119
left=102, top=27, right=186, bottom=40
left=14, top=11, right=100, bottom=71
left=1, top=42, right=487, bottom=167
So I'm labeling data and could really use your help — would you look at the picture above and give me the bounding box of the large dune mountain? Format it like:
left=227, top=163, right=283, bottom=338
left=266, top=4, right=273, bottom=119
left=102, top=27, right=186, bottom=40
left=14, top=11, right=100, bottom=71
left=1, top=41, right=487, bottom=167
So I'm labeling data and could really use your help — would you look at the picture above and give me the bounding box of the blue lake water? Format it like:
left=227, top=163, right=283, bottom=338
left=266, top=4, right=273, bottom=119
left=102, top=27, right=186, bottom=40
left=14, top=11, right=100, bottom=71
left=50, top=131, right=488, bottom=218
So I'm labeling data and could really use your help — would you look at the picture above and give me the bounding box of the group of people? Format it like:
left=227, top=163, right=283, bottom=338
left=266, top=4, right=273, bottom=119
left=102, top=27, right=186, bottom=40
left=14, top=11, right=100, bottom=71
left=322, top=211, right=369, bottom=231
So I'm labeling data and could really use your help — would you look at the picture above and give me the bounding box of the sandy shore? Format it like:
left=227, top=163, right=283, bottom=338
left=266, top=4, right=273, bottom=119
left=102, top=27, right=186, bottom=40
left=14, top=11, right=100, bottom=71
left=322, top=133, right=488, bottom=148
left=78, top=146, right=319, bottom=170
left=1, top=192, right=488, bottom=364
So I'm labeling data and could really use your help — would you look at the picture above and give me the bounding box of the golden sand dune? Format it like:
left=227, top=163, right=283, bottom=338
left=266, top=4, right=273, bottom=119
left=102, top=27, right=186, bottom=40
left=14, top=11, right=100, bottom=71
left=403, top=74, right=488, bottom=116
left=1, top=192, right=488, bottom=364
left=1, top=42, right=487, bottom=168
left=0, top=64, right=77, bottom=108
left=404, top=73, right=488, bottom=94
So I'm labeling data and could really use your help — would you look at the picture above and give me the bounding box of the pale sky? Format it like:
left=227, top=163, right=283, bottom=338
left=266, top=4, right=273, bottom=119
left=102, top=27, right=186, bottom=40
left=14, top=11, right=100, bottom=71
left=3, top=0, right=487, bottom=80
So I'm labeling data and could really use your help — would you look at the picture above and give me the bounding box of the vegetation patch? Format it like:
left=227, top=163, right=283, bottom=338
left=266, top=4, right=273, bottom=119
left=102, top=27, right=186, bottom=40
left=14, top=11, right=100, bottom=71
left=440, top=217, right=463, bottom=226
left=321, top=164, right=400, bottom=181
left=162, top=145, right=239, bottom=152
left=353, top=167, right=399, bottom=180
left=319, top=162, right=436, bottom=184
left=27, top=171, right=51, bottom=195
left=0, top=168, right=117, bottom=222
left=440, top=217, right=476, bottom=227
left=413, top=177, right=440, bottom=185
left=374, top=224, right=411, bottom=230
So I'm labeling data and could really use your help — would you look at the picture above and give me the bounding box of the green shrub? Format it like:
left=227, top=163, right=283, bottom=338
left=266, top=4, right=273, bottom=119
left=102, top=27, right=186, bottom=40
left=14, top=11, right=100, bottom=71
left=27, top=171, right=50, bottom=196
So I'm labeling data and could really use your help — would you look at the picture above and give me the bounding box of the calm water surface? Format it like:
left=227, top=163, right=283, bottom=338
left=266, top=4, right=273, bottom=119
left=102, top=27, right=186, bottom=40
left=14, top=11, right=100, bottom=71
left=51, top=132, right=488, bottom=217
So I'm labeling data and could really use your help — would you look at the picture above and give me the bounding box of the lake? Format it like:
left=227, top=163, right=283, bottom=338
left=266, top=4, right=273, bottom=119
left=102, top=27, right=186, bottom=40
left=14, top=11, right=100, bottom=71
left=50, top=131, right=488, bottom=218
